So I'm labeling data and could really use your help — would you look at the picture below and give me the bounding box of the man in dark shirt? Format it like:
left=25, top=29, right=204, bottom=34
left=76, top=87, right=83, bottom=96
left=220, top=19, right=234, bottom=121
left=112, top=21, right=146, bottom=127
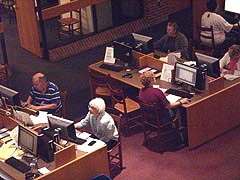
left=153, top=22, right=189, bottom=59
left=22, top=73, right=62, bottom=114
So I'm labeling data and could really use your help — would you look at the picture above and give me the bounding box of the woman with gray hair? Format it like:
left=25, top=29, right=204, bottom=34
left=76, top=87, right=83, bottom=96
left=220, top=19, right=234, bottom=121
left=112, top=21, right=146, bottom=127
left=75, top=97, right=119, bottom=150
left=220, top=44, right=240, bottom=75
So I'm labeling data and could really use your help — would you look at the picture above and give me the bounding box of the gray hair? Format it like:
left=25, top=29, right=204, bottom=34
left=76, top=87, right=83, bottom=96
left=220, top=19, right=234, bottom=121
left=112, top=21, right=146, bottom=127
left=89, top=97, right=106, bottom=113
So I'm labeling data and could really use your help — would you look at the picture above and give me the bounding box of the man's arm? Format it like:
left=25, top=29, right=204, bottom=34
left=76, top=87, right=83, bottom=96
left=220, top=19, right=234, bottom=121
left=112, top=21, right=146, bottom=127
left=153, top=35, right=167, bottom=51
left=74, top=112, right=91, bottom=129
left=27, top=103, right=57, bottom=111
left=21, top=96, right=32, bottom=107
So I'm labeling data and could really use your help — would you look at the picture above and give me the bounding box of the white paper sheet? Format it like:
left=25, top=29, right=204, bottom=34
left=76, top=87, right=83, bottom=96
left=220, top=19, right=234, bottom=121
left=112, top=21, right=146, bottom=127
left=104, top=47, right=115, bottom=64
left=30, top=111, right=48, bottom=125
left=166, top=94, right=182, bottom=103
left=160, top=64, right=174, bottom=82
left=76, top=137, right=106, bottom=153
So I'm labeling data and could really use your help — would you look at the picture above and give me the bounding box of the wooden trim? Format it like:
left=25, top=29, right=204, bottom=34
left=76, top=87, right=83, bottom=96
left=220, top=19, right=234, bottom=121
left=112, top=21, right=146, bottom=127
left=42, top=0, right=107, bottom=20
left=54, top=144, right=76, bottom=168
left=208, top=76, right=224, bottom=94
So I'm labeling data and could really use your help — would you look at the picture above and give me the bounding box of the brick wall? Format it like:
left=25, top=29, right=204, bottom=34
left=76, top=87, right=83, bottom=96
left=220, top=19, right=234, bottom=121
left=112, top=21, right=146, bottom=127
left=49, top=0, right=190, bottom=61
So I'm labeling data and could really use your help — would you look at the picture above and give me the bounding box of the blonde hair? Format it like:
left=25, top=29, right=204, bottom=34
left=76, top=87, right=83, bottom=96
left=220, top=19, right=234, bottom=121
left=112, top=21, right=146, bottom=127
left=140, top=71, right=155, bottom=87
left=89, top=97, right=106, bottom=113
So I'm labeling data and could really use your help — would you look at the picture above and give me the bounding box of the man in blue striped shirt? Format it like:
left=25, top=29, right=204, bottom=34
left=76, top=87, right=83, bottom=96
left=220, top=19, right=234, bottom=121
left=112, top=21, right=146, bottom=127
left=22, top=73, right=62, bottom=115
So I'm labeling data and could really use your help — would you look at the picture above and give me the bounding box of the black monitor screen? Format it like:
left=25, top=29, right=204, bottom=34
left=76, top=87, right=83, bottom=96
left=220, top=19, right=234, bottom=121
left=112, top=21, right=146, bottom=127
left=113, top=41, right=133, bottom=65
left=195, top=52, right=220, bottom=78
left=48, top=114, right=76, bottom=140
left=132, top=33, right=153, bottom=54
left=18, top=125, right=38, bottom=156
left=0, top=85, right=21, bottom=106
left=38, top=0, right=59, bottom=9
left=174, top=62, right=198, bottom=87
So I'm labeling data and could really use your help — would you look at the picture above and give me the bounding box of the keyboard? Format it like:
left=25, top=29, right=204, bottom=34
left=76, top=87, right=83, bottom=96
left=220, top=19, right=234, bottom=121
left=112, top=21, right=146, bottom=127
left=5, top=157, right=31, bottom=173
left=67, top=137, right=86, bottom=145
left=99, top=63, right=124, bottom=72
left=165, top=88, right=193, bottom=99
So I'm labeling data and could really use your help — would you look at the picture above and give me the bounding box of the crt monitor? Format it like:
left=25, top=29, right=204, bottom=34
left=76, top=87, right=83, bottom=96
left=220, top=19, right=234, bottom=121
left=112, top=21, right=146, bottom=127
left=47, top=114, right=76, bottom=140
left=132, top=33, right=153, bottom=54
left=18, top=125, right=38, bottom=157
left=113, top=41, right=133, bottom=65
left=195, top=52, right=220, bottom=78
left=0, top=85, right=21, bottom=106
left=174, top=62, right=198, bottom=87
left=224, top=0, right=240, bottom=14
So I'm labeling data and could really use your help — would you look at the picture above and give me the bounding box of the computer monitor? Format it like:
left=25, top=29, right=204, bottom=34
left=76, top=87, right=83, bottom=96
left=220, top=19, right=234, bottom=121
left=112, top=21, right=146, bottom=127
left=174, top=62, right=198, bottom=87
left=132, top=33, right=153, bottom=54
left=18, top=125, right=38, bottom=157
left=113, top=41, right=133, bottom=65
left=0, top=85, right=21, bottom=106
left=47, top=114, right=76, bottom=140
left=224, top=0, right=240, bottom=14
left=195, top=52, right=220, bottom=78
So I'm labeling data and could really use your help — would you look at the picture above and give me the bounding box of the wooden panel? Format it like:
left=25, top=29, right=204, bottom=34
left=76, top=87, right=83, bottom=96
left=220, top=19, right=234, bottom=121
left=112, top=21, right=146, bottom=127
left=15, top=0, right=42, bottom=57
left=138, top=55, right=166, bottom=71
left=208, top=76, right=224, bottom=94
left=42, top=0, right=107, bottom=20
left=187, top=82, right=240, bottom=148
left=37, top=146, right=109, bottom=180
left=55, top=144, right=76, bottom=167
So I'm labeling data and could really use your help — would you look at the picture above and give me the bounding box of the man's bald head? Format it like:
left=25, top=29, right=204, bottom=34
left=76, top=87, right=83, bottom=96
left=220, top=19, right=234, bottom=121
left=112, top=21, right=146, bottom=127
left=32, top=73, right=48, bottom=93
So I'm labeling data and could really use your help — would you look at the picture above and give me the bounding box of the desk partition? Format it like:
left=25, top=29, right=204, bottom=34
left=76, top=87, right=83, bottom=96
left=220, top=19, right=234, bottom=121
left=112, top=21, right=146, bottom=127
left=89, top=52, right=240, bottom=149
left=0, top=113, right=109, bottom=180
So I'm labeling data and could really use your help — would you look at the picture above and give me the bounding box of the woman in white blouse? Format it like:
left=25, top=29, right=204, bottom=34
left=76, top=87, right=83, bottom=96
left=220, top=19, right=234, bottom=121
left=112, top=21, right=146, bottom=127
left=219, top=44, right=240, bottom=75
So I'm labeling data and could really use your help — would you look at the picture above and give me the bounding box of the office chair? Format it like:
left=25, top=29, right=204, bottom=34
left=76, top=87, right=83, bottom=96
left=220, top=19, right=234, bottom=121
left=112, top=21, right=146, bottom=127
left=107, top=82, right=141, bottom=136
left=107, top=114, right=123, bottom=176
left=0, top=64, right=10, bottom=86
left=89, top=72, right=112, bottom=110
left=139, top=100, right=181, bottom=152
left=59, top=91, right=67, bottom=118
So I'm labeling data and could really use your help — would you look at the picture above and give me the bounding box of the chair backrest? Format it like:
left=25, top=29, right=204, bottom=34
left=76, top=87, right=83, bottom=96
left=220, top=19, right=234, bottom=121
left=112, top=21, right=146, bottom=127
left=107, top=84, right=127, bottom=114
left=139, top=100, right=162, bottom=127
left=109, top=113, right=122, bottom=141
left=59, top=91, right=67, bottom=118
left=200, top=26, right=215, bottom=49
left=89, top=72, right=110, bottom=96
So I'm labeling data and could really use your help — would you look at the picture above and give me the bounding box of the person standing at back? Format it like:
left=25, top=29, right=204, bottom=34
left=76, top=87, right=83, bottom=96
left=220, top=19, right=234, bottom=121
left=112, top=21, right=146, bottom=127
left=201, top=0, right=240, bottom=48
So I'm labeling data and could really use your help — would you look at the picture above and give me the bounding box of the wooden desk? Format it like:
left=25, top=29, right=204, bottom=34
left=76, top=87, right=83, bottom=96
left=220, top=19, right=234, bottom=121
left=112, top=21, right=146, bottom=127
left=89, top=54, right=240, bottom=149
left=0, top=114, right=109, bottom=180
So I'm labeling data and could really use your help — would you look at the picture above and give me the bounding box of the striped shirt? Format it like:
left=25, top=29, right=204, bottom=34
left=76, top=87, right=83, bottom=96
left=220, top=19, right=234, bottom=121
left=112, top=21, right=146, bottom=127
left=30, top=82, right=62, bottom=114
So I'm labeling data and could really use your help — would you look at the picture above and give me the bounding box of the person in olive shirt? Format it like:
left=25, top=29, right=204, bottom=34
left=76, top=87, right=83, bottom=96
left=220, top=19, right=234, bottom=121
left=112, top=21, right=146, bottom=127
left=153, top=21, right=189, bottom=59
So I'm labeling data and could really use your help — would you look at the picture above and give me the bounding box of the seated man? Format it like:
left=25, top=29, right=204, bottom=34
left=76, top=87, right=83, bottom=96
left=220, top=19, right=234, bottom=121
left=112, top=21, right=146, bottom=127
left=201, top=0, right=240, bottom=48
left=75, top=97, right=119, bottom=150
left=220, top=44, right=240, bottom=75
left=22, top=73, right=62, bottom=115
left=153, top=21, right=189, bottom=59
left=139, top=71, right=190, bottom=123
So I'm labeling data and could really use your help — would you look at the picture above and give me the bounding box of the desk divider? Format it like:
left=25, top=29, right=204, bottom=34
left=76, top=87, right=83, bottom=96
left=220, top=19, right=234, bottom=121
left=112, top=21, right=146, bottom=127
left=54, top=144, right=76, bottom=168
left=132, top=50, right=146, bottom=67
left=138, top=55, right=166, bottom=71
left=207, top=76, right=224, bottom=94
